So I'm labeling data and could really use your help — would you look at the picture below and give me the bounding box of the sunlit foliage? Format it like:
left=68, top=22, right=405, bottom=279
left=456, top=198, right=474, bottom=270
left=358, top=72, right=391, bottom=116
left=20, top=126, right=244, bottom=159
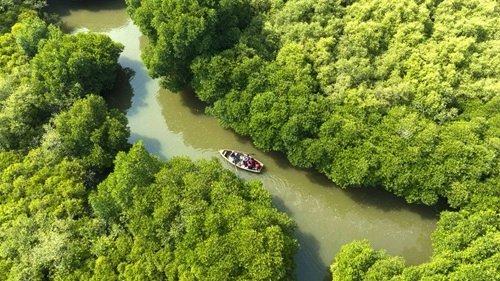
left=130, top=0, right=500, bottom=279
left=0, top=13, right=123, bottom=152
left=131, top=0, right=500, bottom=208
left=0, top=7, right=298, bottom=280
left=89, top=142, right=299, bottom=280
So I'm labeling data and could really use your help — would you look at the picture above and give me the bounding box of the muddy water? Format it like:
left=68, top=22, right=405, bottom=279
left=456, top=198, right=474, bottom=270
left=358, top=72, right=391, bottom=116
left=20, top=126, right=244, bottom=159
left=48, top=1, right=438, bottom=279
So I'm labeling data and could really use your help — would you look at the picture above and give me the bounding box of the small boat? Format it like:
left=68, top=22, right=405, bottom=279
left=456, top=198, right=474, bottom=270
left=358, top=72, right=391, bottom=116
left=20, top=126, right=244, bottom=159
left=219, top=149, right=264, bottom=173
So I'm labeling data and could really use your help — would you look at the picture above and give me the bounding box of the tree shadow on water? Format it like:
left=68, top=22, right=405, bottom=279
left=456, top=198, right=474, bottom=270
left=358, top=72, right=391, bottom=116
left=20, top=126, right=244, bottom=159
left=295, top=229, right=332, bottom=281
left=101, top=66, right=135, bottom=113
left=267, top=150, right=292, bottom=170
left=128, top=132, right=164, bottom=159
left=118, top=56, right=151, bottom=118
left=176, top=88, right=207, bottom=116
left=44, top=0, right=130, bottom=33
left=272, top=196, right=330, bottom=281
left=304, top=168, right=338, bottom=188
left=46, top=0, right=127, bottom=16
left=302, top=165, right=447, bottom=221
left=232, top=133, right=253, bottom=146
left=261, top=150, right=312, bottom=173
left=343, top=186, right=441, bottom=220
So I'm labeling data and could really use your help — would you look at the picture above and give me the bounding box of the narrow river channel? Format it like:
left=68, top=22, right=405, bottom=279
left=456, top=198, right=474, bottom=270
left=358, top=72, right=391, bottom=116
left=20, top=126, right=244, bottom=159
left=48, top=1, right=439, bottom=280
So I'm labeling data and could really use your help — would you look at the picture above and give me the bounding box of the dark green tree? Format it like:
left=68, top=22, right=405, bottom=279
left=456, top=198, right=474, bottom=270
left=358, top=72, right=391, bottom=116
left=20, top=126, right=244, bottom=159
left=0, top=22, right=124, bottom=152
left=31, top=27, right=123, bottom=108
left=44, top=94, right=130, bottom=173
left=126, top=0, right=254, bottom=91
left=0, top=0, right=47, bottom=34
left=11, top=10, right=48, bottom=57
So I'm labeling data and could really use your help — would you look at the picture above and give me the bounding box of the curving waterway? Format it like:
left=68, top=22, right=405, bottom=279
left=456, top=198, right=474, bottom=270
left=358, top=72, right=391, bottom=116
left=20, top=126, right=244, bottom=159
left=48, top=1, right=438, bottom=279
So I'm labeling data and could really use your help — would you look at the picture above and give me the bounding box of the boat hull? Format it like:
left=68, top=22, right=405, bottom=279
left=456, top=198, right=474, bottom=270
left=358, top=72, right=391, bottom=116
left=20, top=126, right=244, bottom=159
left=218, top=149, right=264, bottom=173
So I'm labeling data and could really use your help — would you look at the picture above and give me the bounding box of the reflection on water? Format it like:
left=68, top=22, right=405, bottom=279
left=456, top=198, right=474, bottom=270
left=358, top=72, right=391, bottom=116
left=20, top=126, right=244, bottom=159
left=46, top=0, right=129, bottom=33
left=102, top=66, right=135, bottom=112
left=49, top=2, right=439, bottom=280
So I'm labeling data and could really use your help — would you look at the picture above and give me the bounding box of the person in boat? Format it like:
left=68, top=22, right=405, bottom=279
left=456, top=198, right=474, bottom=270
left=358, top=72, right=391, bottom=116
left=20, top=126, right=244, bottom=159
left=255, top=162, right=261, bottom=170
left=231, top=152, right=241, bottom=164
left=247, top=157, right=256, bottom=169
left=243, top=154, right=250, bottom=167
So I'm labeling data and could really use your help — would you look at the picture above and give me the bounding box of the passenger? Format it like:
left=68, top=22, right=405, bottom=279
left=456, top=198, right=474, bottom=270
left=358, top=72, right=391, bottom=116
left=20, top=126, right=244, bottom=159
left=248, top=158, right=256, bottom=169
left=255, top=162, right=261, bottom=170
left=243, top=154, right=250, bottom=167
left=232, top=152, right=241, bottom=164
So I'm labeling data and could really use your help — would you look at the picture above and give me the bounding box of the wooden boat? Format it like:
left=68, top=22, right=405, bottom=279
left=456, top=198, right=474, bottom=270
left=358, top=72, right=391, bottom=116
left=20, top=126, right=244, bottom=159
left=218, top=149, right=264, bottom=173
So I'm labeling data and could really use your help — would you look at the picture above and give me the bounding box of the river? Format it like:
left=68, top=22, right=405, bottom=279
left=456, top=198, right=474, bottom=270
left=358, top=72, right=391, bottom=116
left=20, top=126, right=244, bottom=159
left=47, top=1, right=438, bottom=280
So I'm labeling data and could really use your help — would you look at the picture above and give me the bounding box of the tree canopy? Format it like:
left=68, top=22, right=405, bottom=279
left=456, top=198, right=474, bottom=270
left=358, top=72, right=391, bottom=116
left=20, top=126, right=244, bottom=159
left=130, top=0, right=500, bottom=208
left=0, top=13, right=123, bottom=152
left=0, top=7, right=299, bottom=280
left=2, top=0, right=500, bottom=280
left=126, top=0, right=254, bottom=91
left=129, top=0, right=500, bottom=279
left=0, top=0, right=47, bottom=34
left=90, top=142, right=299, bottom=280
left=330, top=200, right=500, bottom=281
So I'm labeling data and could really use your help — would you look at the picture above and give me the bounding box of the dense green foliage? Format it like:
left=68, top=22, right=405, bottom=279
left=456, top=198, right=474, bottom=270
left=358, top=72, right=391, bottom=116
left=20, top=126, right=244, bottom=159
left=0, top=11, right=129, bottom=277
left=129, top=0, right=500, bottom=208
left=0, top=0, right=47, bottom=33
left=0, top=146, right=103, bottom=280
left=0, top=140, right=299, bottom=280
left=129, top=0, right=500, bottom=279
left=2, top=0, right=499, bottom=279
left=126, top=0, right=254, bottom=91
left=331, top=240, right=405, bottom=281
left=0, top=10, right=124, bottom=152
left=0, top=8, right=299, bottom=280
left=90, top=142, right=298, bottom=280
left=0, top=141, right=298, bottom=280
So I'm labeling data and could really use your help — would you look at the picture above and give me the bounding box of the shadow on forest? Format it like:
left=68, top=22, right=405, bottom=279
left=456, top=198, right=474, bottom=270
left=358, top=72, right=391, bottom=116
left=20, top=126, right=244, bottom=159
left=271, top=196, right=330, bottom=281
